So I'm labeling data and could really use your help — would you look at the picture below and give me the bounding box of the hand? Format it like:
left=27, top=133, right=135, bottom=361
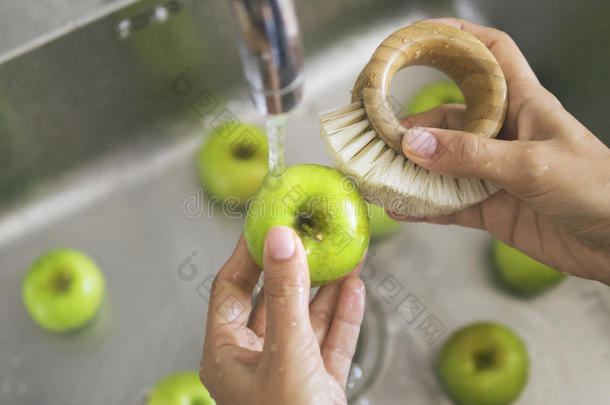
left=392, top=18, right=610, bottom=284
left=200, top=227, right=366, bottom=405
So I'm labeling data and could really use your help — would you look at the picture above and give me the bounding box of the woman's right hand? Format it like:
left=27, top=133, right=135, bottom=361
left=392, top=18, right=610, bottom=284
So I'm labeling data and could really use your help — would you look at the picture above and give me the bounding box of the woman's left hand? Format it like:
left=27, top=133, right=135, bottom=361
left=200, top=226, right=366, bottom=405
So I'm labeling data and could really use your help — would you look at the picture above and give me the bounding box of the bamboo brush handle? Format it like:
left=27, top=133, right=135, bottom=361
left=352, top=21, right=508, bottom=153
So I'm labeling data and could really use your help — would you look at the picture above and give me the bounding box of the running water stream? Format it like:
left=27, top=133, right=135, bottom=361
left=265, top=114, right=288, bottom=177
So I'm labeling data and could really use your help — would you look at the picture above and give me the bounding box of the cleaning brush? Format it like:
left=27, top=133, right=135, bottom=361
left=319, top=21, right=508, bottom=218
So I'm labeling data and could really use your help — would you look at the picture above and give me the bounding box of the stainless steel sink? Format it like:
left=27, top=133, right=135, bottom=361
left=1, top=1, right=609, bottom=404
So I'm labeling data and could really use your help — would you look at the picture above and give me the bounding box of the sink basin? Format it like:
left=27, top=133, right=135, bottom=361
left=1, top=1, right=609, bottom=404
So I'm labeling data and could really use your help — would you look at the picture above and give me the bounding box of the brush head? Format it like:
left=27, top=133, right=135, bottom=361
left=319, top=101, right=499, bottom=218
left=318, top=21, right=506, bottom=218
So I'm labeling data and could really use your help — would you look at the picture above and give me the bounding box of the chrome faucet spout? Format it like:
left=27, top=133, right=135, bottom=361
left=229, top=0, right=304, bottom=115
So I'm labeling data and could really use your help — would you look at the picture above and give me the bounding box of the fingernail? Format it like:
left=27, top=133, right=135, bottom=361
left=404, top=128, right=437, bottom=157
left=266, top=226, right=295, bottom=260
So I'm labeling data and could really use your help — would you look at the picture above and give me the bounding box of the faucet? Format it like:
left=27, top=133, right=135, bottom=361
left=229, top=0, right=304, bottom=115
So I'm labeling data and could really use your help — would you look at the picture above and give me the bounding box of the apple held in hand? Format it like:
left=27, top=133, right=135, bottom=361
left=22, top=249, right=105, bottom=333
left=148, top=371, right=216, bottom=405
left=436, top=322, right=529, bottom=405
left=405, top=80, right=465, bottom=115
left=197, top=123, right=268, bottom=206
left=493, top=239, right=566, bottom=295
left=245, top=164, right=370, bottom=287
left=366, top=202, right=400, bottom=241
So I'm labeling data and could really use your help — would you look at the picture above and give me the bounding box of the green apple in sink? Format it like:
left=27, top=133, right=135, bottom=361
left=405, top=80, right=465, bottom=115
left=492, top=239, right=566, bottom=295
left=197, top=123, right=268, bottom=206
left=148, top=371, right=216, bottom=405
left=436, top=322, right=529, bottom=405
left=366, top=202, right=400, bottom=241
left=22, top=248, right=105, bottom=332
left=245, top=164, right=370, bottom=286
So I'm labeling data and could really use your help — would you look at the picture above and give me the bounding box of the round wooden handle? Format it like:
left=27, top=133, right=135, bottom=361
left=351, top=22, right=508, bottom=153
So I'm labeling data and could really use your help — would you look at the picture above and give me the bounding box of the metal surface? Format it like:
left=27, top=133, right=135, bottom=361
left=230, top=0, right=304, bottom=114
left=1, top=0, right=609, bottom=404
left=0, top=0, right=132, bottom=61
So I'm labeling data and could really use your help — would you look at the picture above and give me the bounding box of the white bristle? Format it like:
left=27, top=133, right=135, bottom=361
left=322, top=109, right=366, bottom=131
left=335, top=130, right=376, bottom=162
left=348, top=138, right=387, bottom=177
left=328, top=120, right=371, bottom=144
left=318, top=101, right=363, bottom=121
left=319, top=103, right=499, bottom=217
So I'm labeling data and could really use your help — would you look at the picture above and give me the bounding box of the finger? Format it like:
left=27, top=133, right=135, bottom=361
left=390, top=191, right=518, bottom=236
left=401, top=126, right=534, bottom=189
left=429, top=191, right=520, bottom=233
left=401, top=104, right=466, bottom=131
left=390, top=204, right=486, bottom=228
left=206, top=235, right=261, bottom=332
left=200, top=345, right=259, bottom=405
left=261, top=226, right=313, bottom=355
left=247, top=289, right=266, bottom=337
left=321, top=277, right=366, bottom=387
left=310, top=259, right=365, bottom=344
left=309, top=283, right=342, bottom=344
left=423, top=18, right=538, bottom=89
left=203, top=236, right=261, bottom=355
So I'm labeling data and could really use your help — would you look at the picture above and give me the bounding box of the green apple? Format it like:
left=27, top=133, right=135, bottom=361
left=492, top=239, right=566, bottom=295
left=197, top=123, right=268, bottom=206
left=437, top=322, right=529, bottom=405
left=366, top=202, right=400, bottom=241
left=405, top=80, right=465, bottom=115
left=245, top=164, right=370, bottom=286
left=22, top=249, right=105, bottom=333
left=124, top=4, right=206, bottom=85
left=148, top=371, right=215, bottom=405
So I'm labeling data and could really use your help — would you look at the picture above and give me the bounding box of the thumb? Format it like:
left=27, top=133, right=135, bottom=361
left=401, top=126, right=527, bottom=187
left=261, top=226, right=313, bottom=356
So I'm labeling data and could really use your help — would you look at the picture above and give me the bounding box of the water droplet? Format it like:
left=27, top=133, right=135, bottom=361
left=415, top=50, right=421, bottom=57
left=401, top=38, right=411, bottom=44
left=215, top=356, right=222, bottom=364
left=270, top=343, right=279, bottom=352
left=117, top=19, right=131, bottom=39
left=153, top=6, right=169, bottom=22
left=346, top=363, right=364, bottom=390
left=216, top=372, right=223, bottom=379
left=291, top=321, right=296, bottom=327
left=350, top=363, right=363, bottom=380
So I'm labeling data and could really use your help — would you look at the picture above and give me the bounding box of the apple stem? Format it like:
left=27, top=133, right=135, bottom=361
left=474, top=350, right=495, bottom=371
left=299, top=220, right=324, bottom=242
left=54, top=272, right=72, bottom=292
